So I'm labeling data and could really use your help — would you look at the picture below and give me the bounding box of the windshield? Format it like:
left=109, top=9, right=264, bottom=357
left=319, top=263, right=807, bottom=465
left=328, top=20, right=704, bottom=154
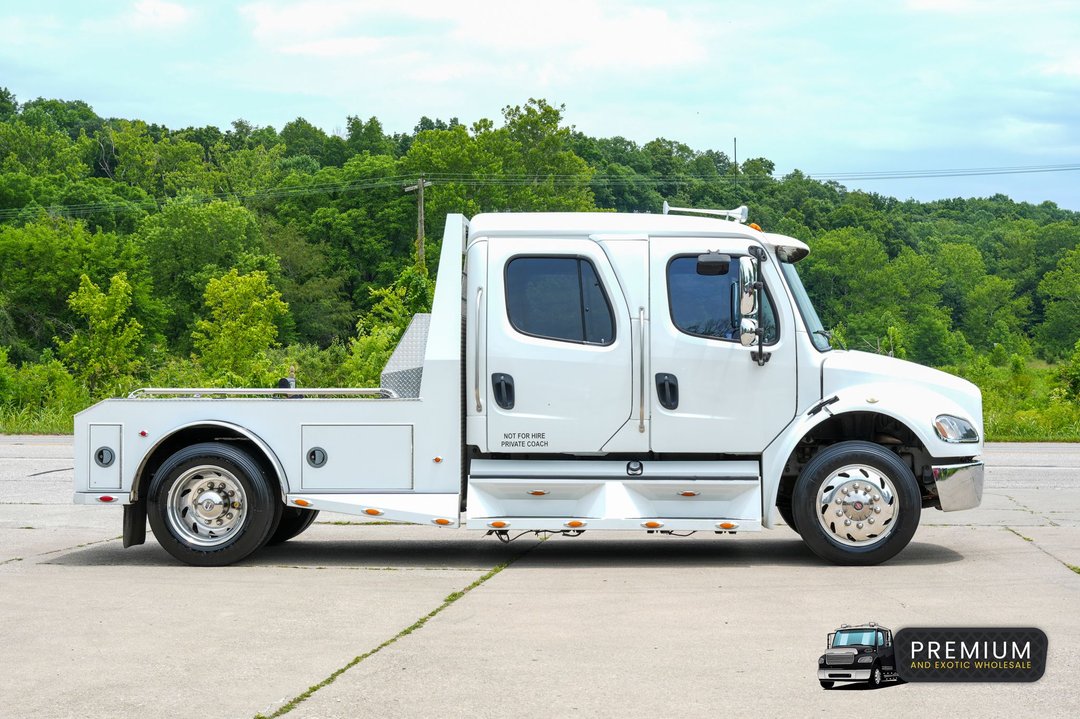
left=832, top=630, right=877, bottom=647
left=779, top=261, right=831, bottom=352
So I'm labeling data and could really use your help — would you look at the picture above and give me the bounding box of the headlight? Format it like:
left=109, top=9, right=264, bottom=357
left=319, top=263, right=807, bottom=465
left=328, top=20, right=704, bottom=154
left=857, top=655, right=874, bottom=664
left=819, top=657, right=825, bottom=665
left=934, top=415, right=979, bottom=443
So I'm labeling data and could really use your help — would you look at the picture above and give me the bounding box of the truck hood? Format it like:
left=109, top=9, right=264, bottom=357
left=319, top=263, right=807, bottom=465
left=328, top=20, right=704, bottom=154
left=822, top=350, right=982, bottom=424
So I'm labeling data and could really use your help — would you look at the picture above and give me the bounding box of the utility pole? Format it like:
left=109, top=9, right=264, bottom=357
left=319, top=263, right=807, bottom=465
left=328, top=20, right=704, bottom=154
left=404, top=175, right=433, bottom=268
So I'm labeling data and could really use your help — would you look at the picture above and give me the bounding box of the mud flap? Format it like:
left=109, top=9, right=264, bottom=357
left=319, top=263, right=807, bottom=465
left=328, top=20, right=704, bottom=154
left=123, top=502, right=147, bottom=548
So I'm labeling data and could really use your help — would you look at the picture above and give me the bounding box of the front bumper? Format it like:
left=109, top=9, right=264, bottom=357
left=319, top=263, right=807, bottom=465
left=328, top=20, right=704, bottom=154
left=818, top=668, right=871, bottom=681
left=931, top=461, right=984, bottom=511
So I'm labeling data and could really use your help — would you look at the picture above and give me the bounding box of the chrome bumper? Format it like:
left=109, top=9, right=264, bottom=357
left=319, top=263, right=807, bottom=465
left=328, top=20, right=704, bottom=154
left=932, top=461, right=984, bottom=511
left=818, top=668, right=871, bottom=681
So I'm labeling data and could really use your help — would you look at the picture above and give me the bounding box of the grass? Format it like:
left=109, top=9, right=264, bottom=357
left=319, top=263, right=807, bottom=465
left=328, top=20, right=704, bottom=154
left=1068, top=565, right=1080, bottom=576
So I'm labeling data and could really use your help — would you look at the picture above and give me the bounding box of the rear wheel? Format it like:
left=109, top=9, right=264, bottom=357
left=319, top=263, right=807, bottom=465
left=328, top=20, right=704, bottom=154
left=819, top=680, right=834, bottom=689
left=792, top=441, right=921, bottom=566
left=267, top=507, right=319, bottom=545
left=147, top=442, right=281, bottom=566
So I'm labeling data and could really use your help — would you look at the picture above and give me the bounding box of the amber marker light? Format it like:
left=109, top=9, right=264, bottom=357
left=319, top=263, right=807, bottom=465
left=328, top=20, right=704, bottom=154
left=488, top=521, right=509, bottom=529
left=527, top=490, right=549, bottom=496
left=565, top=520, right=585, bottom=528
left=748, top=223, right=762, bottom=231
left=364, top=508, right=383, bottom=516
left=718, top=522, right=739, bottom=530
left=678, top=491, right=700, bottom=497
left=294, top=499, right=311, bottom=507
left=642, top=521, right=663, bottom=529
left=433, top=518, right=452, bottom=526
left=433, top=456, right=443, bottom=463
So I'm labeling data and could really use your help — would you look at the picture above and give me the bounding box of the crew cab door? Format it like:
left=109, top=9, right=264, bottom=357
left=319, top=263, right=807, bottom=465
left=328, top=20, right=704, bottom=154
left=649, top=238, right=797, bottom=453
left=485, top=238, right=633, bottom=452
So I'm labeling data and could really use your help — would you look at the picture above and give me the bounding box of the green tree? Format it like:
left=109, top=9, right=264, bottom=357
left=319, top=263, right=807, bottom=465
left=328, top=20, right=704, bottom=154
left=137, top=199, right=276, bottom=345
left=57, top=273, right=143, bottom=397
left=192, top=269, right=288, bottom=383
left=1038, top=247, right=1080, bottom=358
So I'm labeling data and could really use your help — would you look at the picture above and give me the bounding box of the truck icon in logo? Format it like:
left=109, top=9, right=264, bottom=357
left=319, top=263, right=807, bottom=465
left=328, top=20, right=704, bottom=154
left=818, top=622, right=900, bottom=689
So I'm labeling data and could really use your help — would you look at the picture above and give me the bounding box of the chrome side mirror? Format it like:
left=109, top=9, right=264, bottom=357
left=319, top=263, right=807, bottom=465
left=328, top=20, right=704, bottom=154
left=739, top=317, right=758, bottom=347
left=739, top=256, right=758, bottom=316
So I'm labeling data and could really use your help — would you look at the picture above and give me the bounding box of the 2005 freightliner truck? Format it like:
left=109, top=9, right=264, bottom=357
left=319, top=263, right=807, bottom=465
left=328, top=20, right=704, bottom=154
left=73, top=205, right=985, bottom=566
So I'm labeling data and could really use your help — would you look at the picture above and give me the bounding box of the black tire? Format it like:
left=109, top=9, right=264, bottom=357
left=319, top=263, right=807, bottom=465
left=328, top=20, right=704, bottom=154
left=867, top=664, right=883, bottom=688
left=147, top=442, right=282, bottom=566
left=792, top=441, right=921, bottom=566
left=819, top=680, right=834, bottom=689
left=776, top=502, right=798, bottom=533
left=267, top=507, right=319, bottom=545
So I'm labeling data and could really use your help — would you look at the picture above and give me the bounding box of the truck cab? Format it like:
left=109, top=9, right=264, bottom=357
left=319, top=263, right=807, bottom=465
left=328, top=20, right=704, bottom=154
left=73, top=206, right=985, bottom=566
left=818, top=622, right=898, bottom=688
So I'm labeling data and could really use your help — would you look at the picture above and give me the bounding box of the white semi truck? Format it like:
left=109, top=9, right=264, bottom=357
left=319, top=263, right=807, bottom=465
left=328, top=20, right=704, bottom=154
left=73, top=205, right=984, bottom=566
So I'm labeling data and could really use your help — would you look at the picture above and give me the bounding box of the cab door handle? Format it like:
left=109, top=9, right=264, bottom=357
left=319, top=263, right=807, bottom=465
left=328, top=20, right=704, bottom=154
left=655, top=373, right=679, bottom=410
left=491, top=373, right=515, bottom=410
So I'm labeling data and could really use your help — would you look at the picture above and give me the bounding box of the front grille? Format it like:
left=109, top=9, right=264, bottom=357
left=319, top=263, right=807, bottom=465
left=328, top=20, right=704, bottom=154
left=826, top=651, right=856, bottom=666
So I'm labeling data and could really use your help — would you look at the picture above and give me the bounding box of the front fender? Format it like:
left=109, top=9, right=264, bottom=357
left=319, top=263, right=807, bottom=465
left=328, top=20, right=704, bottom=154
left=761, top=382, right=983, bottom=528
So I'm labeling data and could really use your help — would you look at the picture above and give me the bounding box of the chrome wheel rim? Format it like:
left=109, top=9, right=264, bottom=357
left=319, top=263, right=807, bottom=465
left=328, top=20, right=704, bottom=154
left=816, top=464, right=897, bottom=547
left=166, top=465, right=247, bottom=547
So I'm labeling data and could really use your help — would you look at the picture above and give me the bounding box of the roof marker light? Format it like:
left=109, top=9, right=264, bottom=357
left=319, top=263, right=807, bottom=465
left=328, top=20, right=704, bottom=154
left=678, top=491, right=700, bottom=497
left=527, top=490, right=549, bottom=496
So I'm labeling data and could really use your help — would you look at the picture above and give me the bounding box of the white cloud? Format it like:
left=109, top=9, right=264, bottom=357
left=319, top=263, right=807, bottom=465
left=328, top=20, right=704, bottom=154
left=129, top=0, right=191, bottom=29
left=281, top=36, right=386, bottom=57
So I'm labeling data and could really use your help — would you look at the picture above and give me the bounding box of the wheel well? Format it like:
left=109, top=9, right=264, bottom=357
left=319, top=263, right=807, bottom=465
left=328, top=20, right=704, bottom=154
left=133, top=425, right=285, bottom=503
left=776, top=412, right=936, bottom=511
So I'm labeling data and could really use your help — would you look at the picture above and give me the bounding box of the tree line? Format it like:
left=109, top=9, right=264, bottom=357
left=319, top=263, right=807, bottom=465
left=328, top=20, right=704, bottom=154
left=1, top=89, right=1078, bottom=438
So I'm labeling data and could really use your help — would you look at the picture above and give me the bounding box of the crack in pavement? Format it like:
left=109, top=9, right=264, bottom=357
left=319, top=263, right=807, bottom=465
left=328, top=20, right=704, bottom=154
left=254, top=541, right=542, bottom=718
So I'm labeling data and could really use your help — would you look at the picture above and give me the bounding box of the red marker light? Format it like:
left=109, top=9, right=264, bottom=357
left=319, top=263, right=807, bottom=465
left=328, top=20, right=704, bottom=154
left=139, top=430, right=148, bottom=437
left=99, top=496, right=116, bottom=503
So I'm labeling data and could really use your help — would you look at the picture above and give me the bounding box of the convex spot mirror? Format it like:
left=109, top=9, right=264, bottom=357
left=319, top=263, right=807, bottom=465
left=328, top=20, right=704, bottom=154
left=739, top=317, right=758, bottom=347
left=696, top=252, right=731, bottom=276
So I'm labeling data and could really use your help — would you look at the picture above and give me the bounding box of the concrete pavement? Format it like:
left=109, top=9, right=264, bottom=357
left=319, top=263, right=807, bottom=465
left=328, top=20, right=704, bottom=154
left=1, top=438, right=1077, bottom=718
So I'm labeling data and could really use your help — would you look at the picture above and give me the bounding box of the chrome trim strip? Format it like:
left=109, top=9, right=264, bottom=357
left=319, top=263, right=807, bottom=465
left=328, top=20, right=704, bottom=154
left=638, top=306, right=646, bottom=433
left=475, top=286, right=484, bottom=413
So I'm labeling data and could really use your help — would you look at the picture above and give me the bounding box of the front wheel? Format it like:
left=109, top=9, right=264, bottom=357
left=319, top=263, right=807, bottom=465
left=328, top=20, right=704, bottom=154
left=147, top=442, right=282, bottom=566
left=868, top=664, right=883, bottom=688
left=819, top=680, right=834, bottom=689
left=792, top=441, right=921, bottom=566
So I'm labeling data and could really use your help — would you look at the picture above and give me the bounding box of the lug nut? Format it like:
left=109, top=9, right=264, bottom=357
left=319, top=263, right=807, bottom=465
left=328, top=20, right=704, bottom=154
left=874, top=506, right=882, bottom=514
left=228, top=490, right=235, bottom=497
left=868, top=517, right=875, bottom=524
left=226, top=513, right=233, bottom=519
left=844, top=519, right=852, bottom=526
left=218, top=483, right=226, bottom=490
left=836, top=509, right=843, bottom=517
left=857, top=522, right=864, bottom=529
left=216, top=518, right=224, bottom=525
left=836, top=497, right=843, bottom=504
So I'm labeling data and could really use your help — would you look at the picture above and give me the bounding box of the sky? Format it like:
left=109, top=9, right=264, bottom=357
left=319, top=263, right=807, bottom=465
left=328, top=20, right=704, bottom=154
left=2, top=0, right=1079, bottom=209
